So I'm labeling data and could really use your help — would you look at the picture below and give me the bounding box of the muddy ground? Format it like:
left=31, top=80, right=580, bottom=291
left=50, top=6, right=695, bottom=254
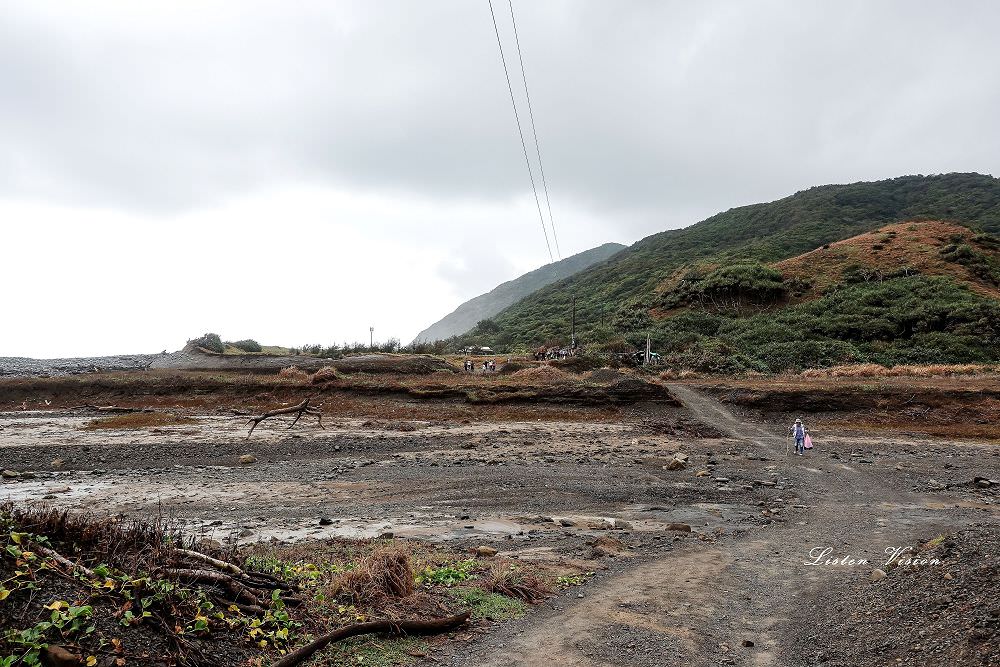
left=1, top=376, right=998, bottom=666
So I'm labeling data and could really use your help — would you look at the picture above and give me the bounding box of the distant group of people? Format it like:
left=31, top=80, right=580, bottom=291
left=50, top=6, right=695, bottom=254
left=464, top=359, right=496, bottom=373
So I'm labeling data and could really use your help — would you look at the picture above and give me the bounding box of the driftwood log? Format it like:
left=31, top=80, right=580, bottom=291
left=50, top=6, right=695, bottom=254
left=246, top=398, right=324, bottom=437
left=29, top=541, right=96, bottom=579
left=271, top=612, right=472, bottom=667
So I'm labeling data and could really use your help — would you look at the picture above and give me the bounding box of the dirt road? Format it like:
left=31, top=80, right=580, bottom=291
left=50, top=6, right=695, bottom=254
left=440, top=385, right=996, bottom=667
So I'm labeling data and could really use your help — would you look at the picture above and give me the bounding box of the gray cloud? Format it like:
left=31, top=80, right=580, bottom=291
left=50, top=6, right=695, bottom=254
left=2, top=0, right=999, bottom=241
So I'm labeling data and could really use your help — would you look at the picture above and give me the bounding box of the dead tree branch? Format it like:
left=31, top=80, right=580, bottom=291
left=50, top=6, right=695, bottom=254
left=29, top=541, right=97, bottom=579
left=271, top=612, right=471, bottom=667
left=172, top=548, right=245, bottom=577
left=246, top=398, right=324, bottom=437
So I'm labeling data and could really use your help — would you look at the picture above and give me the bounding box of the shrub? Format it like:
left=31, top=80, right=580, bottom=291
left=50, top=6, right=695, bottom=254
left=189, top=333, right=224, bottom=353
left=228, top=339, right=262, bottom=353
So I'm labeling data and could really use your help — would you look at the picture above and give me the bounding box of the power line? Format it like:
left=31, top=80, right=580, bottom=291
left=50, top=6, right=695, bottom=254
left=507, top=0, right=560, bottom=260
left=488, top=0, right=553, bottom=263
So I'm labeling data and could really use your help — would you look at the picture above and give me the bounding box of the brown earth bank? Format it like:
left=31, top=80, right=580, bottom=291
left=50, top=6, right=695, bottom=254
left=692, top=375, right=1000, bottom=440
left=1, top=373, right=998, bottom=666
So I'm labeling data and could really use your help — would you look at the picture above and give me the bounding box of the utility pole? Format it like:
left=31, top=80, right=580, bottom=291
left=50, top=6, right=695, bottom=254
left=369, top=326, right=374, bottom=349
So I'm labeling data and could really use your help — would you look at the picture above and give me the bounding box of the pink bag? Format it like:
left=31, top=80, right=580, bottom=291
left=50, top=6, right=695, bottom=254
left=804, top=434, right=813, bottom=449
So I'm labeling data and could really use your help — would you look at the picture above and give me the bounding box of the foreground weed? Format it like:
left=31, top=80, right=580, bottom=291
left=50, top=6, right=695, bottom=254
left=414, top=559, right=476, bottom=587
left=448, top=587, right=526, bottom=620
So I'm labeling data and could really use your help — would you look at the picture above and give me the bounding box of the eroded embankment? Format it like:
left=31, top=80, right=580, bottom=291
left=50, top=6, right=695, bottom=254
left=696, top=376, right=1000, bottom=439
left=0, top=370, right=678, bottom=414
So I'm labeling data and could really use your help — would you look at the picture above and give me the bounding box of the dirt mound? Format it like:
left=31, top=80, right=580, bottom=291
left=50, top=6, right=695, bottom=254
left=609, top=376, right=656, bottom=393
left=496, top=361, right=529, bottom=375
left=511, top=365, right=575, bottom=383
left=808, top=525, right=999, bottom=666
left=328, top=354, right=456, bottom=375
left=586, top=368, right=627, bottom=384
left=278, top=365, right=310, bottom=381
left=311, top=366, right=342, bottom=383
left=550, top=355, right=606, bottom=374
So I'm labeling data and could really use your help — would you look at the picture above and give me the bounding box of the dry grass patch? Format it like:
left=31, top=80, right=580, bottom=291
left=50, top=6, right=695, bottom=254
left=329, top=544, right=415, bottom=604
left=801, top=363, right=998, bottom=378
left=83, top=411, right=198, bottom=430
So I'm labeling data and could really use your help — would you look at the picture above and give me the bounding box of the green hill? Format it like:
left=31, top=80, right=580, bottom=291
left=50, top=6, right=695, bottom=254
left=459, top=173, right=1000, bottom=370
left=413, top=242, right=625, bottom=343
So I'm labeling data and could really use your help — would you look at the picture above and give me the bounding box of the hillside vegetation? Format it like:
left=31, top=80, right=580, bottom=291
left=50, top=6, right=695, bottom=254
left=413, top=242, right=625, bottom=342
left=458, top=173, right=1000, bottom=371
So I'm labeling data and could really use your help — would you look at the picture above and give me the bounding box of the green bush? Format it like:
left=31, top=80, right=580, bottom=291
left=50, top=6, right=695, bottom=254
left=189, top=333, right=224, bottom=353
left=228, top=339, right=262, bottom=353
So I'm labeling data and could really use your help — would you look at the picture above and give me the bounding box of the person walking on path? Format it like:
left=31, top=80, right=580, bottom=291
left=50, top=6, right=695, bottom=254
left=789, top=418, right=809, bottom=456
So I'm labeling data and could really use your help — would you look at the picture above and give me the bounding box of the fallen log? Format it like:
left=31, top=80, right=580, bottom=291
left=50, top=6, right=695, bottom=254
left=271, top=612, right=471, bottom=667
left=172, top=548, right=246, bottom=577
left=246, top=398, right=324, bottom=437
left=29, top=541, right=96, bottom=579
left=157, top=567, right=264, bottom=605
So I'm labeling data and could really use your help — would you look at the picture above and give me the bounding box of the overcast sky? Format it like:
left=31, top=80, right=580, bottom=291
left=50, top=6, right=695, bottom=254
left=2, top=0, right=999, bottom=357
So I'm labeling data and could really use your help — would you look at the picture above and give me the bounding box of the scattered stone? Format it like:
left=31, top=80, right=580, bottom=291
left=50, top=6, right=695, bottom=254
left=663, top=458, right=687, bottom=471
left=871, top=568, right=887, bottom=581
left=50, top=458, right=65, bottom=469
left=238, top=454, right=257, bottom=465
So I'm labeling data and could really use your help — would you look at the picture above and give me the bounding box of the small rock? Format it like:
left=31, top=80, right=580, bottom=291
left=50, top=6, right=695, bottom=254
left=695, top=470, right=710, bottom=477
left=475, top=546, right=498, bottom=557
left=50, top=458, right=65, bottom=469
left=1, top=470, right=19, bottom=479
left=871, top=568, right=887, bottom=581
left=663, top=459, right=687, bottom=471
left=239, top=454, right=257, bottom=465
left=558, top=518, right=577, bottom=527
left=318, top=517, right=333, bottom=526
left=665, top=523, right=692, bottom=532
left=943, top=572, right=954, bottom=580
left=742, top=639, right=755, bottom=648
left=612, top=519, right=633, bottom=530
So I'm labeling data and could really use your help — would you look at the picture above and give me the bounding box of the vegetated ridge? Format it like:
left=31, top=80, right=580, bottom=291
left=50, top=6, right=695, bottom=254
left=413, top=242, right=625, bottom=343
left=458, top=173, right=1000, bottom=370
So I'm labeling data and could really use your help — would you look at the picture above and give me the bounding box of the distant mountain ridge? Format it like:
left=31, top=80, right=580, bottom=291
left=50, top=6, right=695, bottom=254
left=414, top=243, right=625, bottom=342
